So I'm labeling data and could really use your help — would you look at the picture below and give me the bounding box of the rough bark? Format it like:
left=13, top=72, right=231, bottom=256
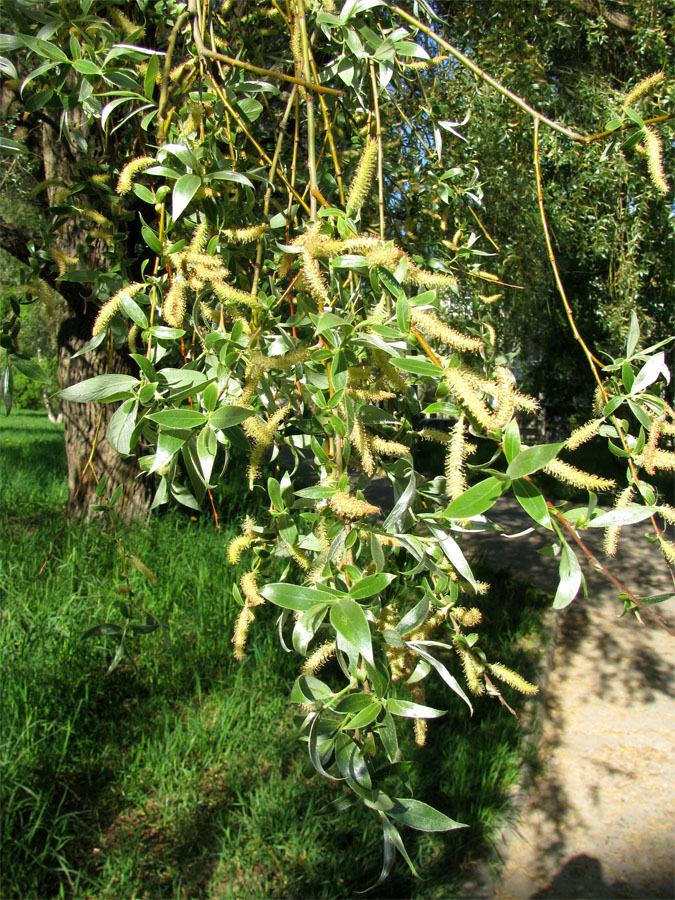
left=0, top=118, right=152, bottom=519
left=58, top=310, right=151, bottom=520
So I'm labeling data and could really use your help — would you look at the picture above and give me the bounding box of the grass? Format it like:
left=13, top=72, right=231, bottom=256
left=1, top=411, right=552, bottom=899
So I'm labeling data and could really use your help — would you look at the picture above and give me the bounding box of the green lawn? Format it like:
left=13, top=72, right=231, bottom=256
left=1, top=411, right=550, bottom=899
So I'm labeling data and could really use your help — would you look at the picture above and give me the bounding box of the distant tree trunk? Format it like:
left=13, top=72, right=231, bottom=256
left=0, top=116, right=152, bottom=519
left=58, top=311, right=152, bottom=520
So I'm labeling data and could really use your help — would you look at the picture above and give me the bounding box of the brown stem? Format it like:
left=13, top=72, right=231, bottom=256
left=551, top=506, right=675, bottom=635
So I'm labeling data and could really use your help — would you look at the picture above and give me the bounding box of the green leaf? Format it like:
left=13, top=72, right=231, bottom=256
left=335, top=732, right=372, bottom=787
left=386, top=698, right=446, bottom=718
left=141, top=223, right=163, bottom=254
left=389, top=798, right=466, bottom=833
left=390, top=357, right=442, bottom=377
left=8, top=354, right=49, bottom=383
left=405, top=640, right=472, bottom=712
left=107, top=398, right=138, bottom=456
left=588, top=504, right=655, bottom=528
left=262, top=582, right=341, bottom=611
left=207, top=168, right=253, bottom=187
left=146, top=409, right=207, bottom=428
left=631, top=352, right=667, bottom=394
left=172, top=173, right=201, bottom=220
left=349, top=572, right=396, bottom=600
left=72, top=58, right=100, bottom=75
left=209, top=405, right=255, bottom=429
left=512, top=478, right=551, bottom=528
left=506, top=442, right=564, bottom=479
left=294, top=485, right=337, bottom=499
left=626, top=310, right=640, bottom=357
left=443, top=476, right=505, bottom=519
left=58, top=374, right=139, bottom=403
left=553, top=539, right=582, bottom=609
left=503, top=419, right=521, bottom=464
left=330, top=597, right=374, bottom=665
left=119, top=294, right=148, bottom=329
left=144, top=52, right=159, bottom=99
left=2, top=365, right=13, bottom=415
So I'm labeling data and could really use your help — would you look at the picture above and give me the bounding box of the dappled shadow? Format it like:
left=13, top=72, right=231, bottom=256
left=532, top=852, right=674, bottom=899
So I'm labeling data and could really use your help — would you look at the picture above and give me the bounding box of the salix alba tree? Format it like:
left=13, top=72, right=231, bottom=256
left=1, top=0, right=673, bottom=882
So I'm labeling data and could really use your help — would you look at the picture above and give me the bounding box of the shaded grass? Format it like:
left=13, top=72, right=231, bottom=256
left=1, top=412, right=551, bottom=899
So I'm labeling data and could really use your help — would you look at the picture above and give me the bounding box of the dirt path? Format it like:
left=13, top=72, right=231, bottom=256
left=466, top=499, right=675, bottom=900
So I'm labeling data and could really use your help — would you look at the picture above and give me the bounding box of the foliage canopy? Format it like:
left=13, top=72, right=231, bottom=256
left=0, top=0, right=673, bottom=883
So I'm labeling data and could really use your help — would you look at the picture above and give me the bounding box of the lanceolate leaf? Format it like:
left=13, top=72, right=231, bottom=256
left=330, top=597, right=374, bottom=665
left=588, top=504, right=655, bottom=528
left=512, top=478, right=551, bottom=529
left=388, top=798, right=467, bottom=832
left=443, top=476, right=505, bottom=519
left=146, top=409, right=208, bottom=428
left=172, top=173, right=201, bottom=220
left=262, top=582, right=342, bottom=611
left=58, top=374, right=139, bottom=403
left=506, top=442, right=565, bottom=479
left=553, top=538, right=582, bottom=609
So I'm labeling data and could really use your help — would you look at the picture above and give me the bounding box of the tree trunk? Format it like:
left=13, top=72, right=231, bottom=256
left=58, top=311, right=152, bottom=521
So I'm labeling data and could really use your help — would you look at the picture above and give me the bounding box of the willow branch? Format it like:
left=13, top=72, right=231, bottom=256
left=394, top=6, right=588, bottom=143
left=552, top=508, right=675, bottom=635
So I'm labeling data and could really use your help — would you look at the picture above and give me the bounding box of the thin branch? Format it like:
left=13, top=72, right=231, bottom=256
left=552, top=508, right=675, bottom=636
left=393, top=6, right=588, bottom=143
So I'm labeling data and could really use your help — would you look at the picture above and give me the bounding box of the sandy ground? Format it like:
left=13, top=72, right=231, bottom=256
left=463, top=499, right=675, bottom=900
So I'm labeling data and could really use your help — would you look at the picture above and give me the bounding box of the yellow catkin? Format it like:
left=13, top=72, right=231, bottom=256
left=232, top=605, right=255, bottom=661
left=491, top=366, right=516, bottom=429
left=513, top=390, right=540, bottom=415
left=444, top=368, right=495, bottom=431
left=212, top=280, right=261, bottom=310
left=116, top=156, right=156, bottom=195
left=405, top=264, right=456, bottom=291
left=222, top=225, right=267, bottom=244
left=658, top=537, right=675, bottom=566
left=642, top=415, right=663, bottom=475
left=489, top=663, right=538, bottom=695
left=110, top=8, right=143, bottom=36
left=92, top=283, right=145, bottom=335
left=479, top=293, right=502, bottom=304
left=623, top=71, right=665, bottom=107
left=226, top=533, right=253, bottom=565
left=352, top=416, right=375, bottom=476
left=657, top=504, right=675, bottom=526
left=638, top=449, right=675, bottom=471
left=370, top=436, right=409, bottom=457
left=421, top=427, right=451, bottom=445
left=363, top=244, right=406, bottom=270
left=445, top=416, right=467, bottom=500
left=49, top=248, right=78, bottom=275
left=453, top=607, right=483, bottom=627
left=411, top=308, right=483, bottom=353
left=643, top=127, right=670, bottom=196
left=409, top=683, right=428, bottom=747
left=346, top=137, right=378, bottom=217
left=328, top=492, right=380, bottom=520
left=287, top=544, right=311, bottom=572
left=81, top=209, right=112, bottom=228
left=190, top=221, right=211, bottom=252
left=300, top=251, right=330, bottom=306
left=603, top=485, right=634, bottom=558
left=163, top=276, right=187, bottom=328
left=455, top=644, right=485, bottom=695
left=543, top=459, right=616, bottom=492
left=565, top=418, right=603, bottom=451
left=240, top=571, right=265, bottom=606
left=661, top=421, right=675, bottom=436
left=127, top=324, right=138, bottom=354
left=301, top=641, right=337, bottom=675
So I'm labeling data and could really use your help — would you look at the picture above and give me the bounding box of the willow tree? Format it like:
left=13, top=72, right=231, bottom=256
left=1, top=0, right=673, bottom=882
